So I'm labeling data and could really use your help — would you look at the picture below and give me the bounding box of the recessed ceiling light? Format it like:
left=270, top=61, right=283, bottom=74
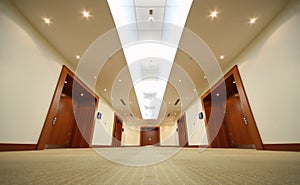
left=93, top=76, right=97, bottom=79
left=233, top=81, right=236, bottom=84
left=118, top=79, right=122, bottom=82
left=193, top=88, right=196, bottom=92
left=64, top=81, right=67, bottom=84
left=42, top=17, right=51, bottom=25
left=220, top=55, right=224, bottom=60
left=179, top=79, right=181, bottom=82
left=204, top=76, right=207, bottom=79
left=148, top=16, right=154, bottom=22
left=216, top=93, right=220, bottom=96
left=76, top=55, right=80, bottom=59
left=81, top=93, right=84, bottom=96
left=104, top=88, right=107, bottom=92
left=249, top=17, right=257, bottom=24
left=209, top=10, right=218, bottom=19
left=82, top=10, right=91, bottom=19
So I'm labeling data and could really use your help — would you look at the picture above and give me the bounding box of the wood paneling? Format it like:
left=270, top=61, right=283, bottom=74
left=140, top=127, right=160, bottom=146
left=0, top=144, right=37, bottom=151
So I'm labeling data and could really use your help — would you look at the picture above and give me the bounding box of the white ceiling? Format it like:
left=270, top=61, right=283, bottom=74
left=11, top=0, right=289, bottom=125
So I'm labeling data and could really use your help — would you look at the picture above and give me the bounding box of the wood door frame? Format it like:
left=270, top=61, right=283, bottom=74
left=112, top=114, right=123, bottom=147
left=201, top=65, right=263, bottom=150
left=140, top=127, right=160, bottom=146
left=36, top=65, right=99, bottom=150
left=177, top=113, right=189, bottom=147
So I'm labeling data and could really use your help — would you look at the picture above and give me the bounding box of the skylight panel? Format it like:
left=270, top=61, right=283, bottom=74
left=107, top=0, right=193, bottom=120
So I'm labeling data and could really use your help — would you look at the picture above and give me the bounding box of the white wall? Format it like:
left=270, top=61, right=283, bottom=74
left=229, top=0, right=300, bottom=144
left=0, top=0, right=74, bottom=144
left=160, top=122, right=178, bottom=146
left=122, top=125, right=140, bottom=146
left=92, top=98, right=114, bottom=145
left=185, top=98, right=208, bottom=146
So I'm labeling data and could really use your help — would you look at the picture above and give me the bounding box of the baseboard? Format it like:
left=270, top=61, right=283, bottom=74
left=187, top=145, right=209, bottom=148
left=0, top=143, right=37, bottom=151
left=92, top=145, right=112, bottom=148
left=263, top=143, right=300, bottom=151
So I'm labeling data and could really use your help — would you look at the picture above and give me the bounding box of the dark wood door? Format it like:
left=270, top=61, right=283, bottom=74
left=140, top=127, right=160, bottom=146
left=224, top=95, right=254, bottom=148
left=70, top=101, right=97, bottom=148
left=45, top=95, right=75, bottom=148
left=112, top=116, right=122, bottom=147
left=204, top=101, right=232, bottom=148
left=37, top=66, right=99, bottom=150
left=202, top=66, right=263, bottom=150
left=177, top=115, right=188, bottom=147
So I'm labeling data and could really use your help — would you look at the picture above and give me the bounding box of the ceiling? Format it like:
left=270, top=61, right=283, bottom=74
left=11, top=0, right=289, bottom=126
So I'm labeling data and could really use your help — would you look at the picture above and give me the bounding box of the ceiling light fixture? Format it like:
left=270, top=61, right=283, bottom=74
left=104, top=88, right=107, bottom=92
left=82, top=10, right=91, bottom=19
left=76, top=55, right=80, bottom=59
left=209, top=10, right=218, bottom=19
left=249, top=17, right=257, bottom=24
left=93, top=76, right=97, bottom=79
left=43, top=17, right=51, bottom=25
left=148, top=16, right=155, bottom=22
left=81, top=93, right=84, bottom=96
left=220, top=55, right=224, bottom=60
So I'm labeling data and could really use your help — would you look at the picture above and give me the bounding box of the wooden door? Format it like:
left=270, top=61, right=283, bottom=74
left=140, top=127, right=160, bottom=146
left=70, top=100, right=97, bottom=148
left=45, top=95, right=75, bottom=148
left=201, top=66, right=263, bottom=150
left=37, top=66, right=99, bottom=150
left=112, top=116, right=122, bottom=147
left=177, top=115, right=188, bottom=147
left=204, top=100, right=232, bottom=148
left=224, top=95, right=254, bottom=148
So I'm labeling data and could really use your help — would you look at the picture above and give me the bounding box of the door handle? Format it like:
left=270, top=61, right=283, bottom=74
left=243, top=117, right=248, bottom=125
left=52, top=117, right=57, bottom=125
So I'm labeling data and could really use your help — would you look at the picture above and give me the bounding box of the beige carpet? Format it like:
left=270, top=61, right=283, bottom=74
left=0, top=148, right=299, bottom=184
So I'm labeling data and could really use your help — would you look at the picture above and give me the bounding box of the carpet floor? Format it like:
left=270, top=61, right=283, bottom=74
left=0, top=148, right=299, bottom=185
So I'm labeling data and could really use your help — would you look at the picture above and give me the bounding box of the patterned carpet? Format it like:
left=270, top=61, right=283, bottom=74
left=0, top=148, right=299, bottom=184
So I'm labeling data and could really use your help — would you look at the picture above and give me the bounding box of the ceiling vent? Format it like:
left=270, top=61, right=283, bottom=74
left=174, top=99, right=180, bottom=106
left=120, top=99, right=126, bottom=106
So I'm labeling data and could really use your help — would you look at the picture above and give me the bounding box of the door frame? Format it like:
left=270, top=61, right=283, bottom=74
left=36, top=65, right=99, bottom=150
left=201, top=65, right=263, bottom=150
left=140, top=127, right=160, bottom=146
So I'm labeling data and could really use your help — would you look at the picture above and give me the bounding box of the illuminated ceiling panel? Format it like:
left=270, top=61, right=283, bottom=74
left=108, top=0, right=193, bottom=119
